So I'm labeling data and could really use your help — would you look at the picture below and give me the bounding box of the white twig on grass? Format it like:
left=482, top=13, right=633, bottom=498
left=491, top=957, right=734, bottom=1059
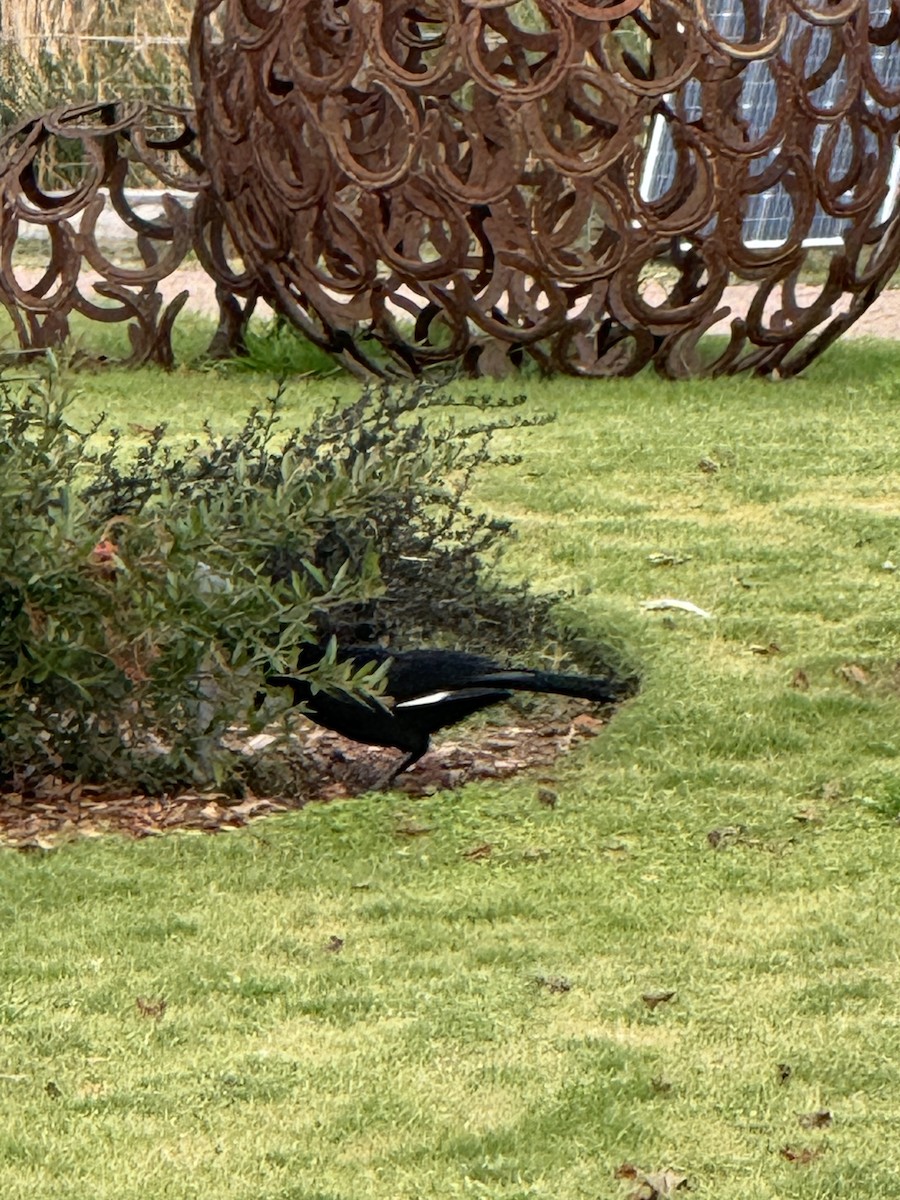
left=640, top=597, right=713, bottom=619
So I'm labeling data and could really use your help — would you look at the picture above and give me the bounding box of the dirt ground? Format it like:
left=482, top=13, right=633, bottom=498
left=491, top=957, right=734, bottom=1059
left=0, top=703, right=607, bottom=849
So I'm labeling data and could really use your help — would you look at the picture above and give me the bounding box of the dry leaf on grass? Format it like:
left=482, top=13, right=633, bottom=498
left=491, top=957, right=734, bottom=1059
left=135, top=996, right=167, bottom=1020
left=535, top=974, right=572, bottom=994
left=838, top=663, right=869, bottom=687
left=798, top=1109, right=832, bottom=1129
left=792, top=808, right=822, bottom=825
left=790, top=668, right=810, bottom=691
left=707, top=825, right=747, bottom=848
left=642, top=990, right=677, bottom=1010
left=615, top=1163, right=689, bottom=1198
left=323, top=936, right=344, bottom=953
left=780, top=1145, right=826, bottom=1165
left=463, top=843, right=493, bottom=861
left=647, top=552, right=692, bottom=567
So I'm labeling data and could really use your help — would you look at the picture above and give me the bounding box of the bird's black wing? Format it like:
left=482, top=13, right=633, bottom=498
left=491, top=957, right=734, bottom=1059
left=395, top=686, right=513, bottom=732
left=373, top=649, right=502, bottom=700
left=267, top=673, right=423, bottom=752
left=294, top=644, right=506, bottom=701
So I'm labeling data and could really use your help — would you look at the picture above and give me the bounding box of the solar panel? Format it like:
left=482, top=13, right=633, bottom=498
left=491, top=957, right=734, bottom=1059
left=640, top=0, right=900, bottom=247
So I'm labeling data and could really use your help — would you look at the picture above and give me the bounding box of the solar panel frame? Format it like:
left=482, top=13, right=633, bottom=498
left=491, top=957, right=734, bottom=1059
left=639, top=0, right=900, bottom=249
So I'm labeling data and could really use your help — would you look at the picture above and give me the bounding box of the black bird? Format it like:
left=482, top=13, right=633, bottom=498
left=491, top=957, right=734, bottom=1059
left=265, top=645, right=621, bottom=786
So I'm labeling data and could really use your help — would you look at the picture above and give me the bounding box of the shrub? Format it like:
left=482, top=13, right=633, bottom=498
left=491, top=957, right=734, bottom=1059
left=0, top=361, right=381, bottom=790
left=0, top=360, right=589, bottom=794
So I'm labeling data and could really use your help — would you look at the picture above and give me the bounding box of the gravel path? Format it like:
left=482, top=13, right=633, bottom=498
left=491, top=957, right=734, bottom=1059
left=11, top=265, right=900, bottom=341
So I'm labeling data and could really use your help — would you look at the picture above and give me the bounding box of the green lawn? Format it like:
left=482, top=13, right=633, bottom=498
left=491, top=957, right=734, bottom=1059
left=4, top=338, right=900, bottom=1198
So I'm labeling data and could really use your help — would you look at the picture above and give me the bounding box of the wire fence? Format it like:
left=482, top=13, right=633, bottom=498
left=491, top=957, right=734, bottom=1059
left=0, top=0, right=193, bottom=144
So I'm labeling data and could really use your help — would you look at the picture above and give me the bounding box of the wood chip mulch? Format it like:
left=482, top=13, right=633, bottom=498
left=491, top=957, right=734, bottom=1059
left=0, top=703, right=607, bottom=850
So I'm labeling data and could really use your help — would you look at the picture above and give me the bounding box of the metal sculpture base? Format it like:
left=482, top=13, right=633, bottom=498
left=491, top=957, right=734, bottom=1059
left=1, top=2, right=898, bottom=378
left=0, top=101, right=258, bottom=367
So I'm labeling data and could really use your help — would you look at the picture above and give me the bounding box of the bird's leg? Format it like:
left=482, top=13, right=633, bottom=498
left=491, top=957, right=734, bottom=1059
left=374, top=745, right=428, bottom=791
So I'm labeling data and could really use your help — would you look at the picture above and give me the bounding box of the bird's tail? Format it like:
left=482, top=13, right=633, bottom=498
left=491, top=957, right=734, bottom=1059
left=466, top=670, right=621, bottom=704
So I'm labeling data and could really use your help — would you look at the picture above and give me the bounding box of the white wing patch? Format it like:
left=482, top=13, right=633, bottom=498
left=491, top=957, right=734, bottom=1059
left=396, top=691, right=452, bottom=709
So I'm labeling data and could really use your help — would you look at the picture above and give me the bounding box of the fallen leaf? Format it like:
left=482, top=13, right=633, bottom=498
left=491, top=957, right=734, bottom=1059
left=537, top=788, right=558, bottom=808
left=647, top=552, right=692, bottom=567
left=482, top=735, right=520, bottom=751
left=16, top=834, right=58, bottom=852
left=777, top=1062, right=793, bottom=1084
left=698, top=456, right=720, bottom=473
left=642, top=990, right=677, bottom=1010
left=790, top=668, right=810, bottom=691
left=615, top=1164, right=690, bottom=1198
left=707, top=825, right=746, bottom=848
left=244, top=732, right=278, bottom=753
left=463, top=842, right=493, bottom=860
left=838, top=663, right=869, bottom=687
left=323, top=936, right=344, bottom=953
left=639, top=1170, right=689, bottom=1199
left=650, top=1076, right=674, bottom=1095
left=535, top=974, right=572, bottom=994
left=798, top=1109, right=832, bottom=1129
left=45, top=1081, right=62, bottom=1099
left=792, top=808, right=822, bottom=825
left=572, top=712, right=605, bottom=732
left=780, top=1145, right=825, bottom=1165
left=136, top=996, right=167, bottom=1020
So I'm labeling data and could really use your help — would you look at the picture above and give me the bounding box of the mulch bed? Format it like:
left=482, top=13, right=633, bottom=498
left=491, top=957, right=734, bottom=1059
left=0, top=703, right=606, bottom=850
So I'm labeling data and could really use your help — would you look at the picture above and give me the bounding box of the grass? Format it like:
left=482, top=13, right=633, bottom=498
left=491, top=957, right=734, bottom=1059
left=4, top=339, right=900, bottom=1197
